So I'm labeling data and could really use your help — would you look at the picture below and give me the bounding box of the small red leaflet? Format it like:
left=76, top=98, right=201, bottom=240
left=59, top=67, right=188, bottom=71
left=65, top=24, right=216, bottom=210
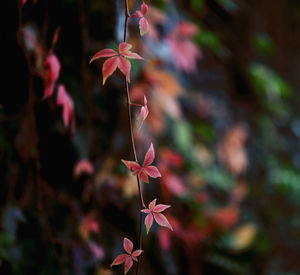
left=122, top=143, right=161, bottom=183
left=111, top=238, right=143, bottom=274
left=134, top=2, right=150, bottom=36
left=57, top=85, right=75, bottom=133
left=44, top=54, right=61, bottom=99
left=141, top=199, right=173, bottom=234
left=138, top=96, right=149, bottom=122
left=89, top=42, right=143, bottom=85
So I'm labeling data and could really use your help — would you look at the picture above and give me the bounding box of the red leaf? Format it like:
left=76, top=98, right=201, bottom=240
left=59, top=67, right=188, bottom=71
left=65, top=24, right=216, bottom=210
left=111, top=238, right=142, bottom=274
left=121, top=160, right=141, bottom=174
left=153, top=213, right=173, bottom=231
left=143, top=166, right=161, bottom=178
left=90, top=43, right=143, bottom=85
left=89, top=48, right=117, bottom=64
left=122, top=51, right=144, bottom=60
left=144, top=213, right=153, bottom=234
left=131, top=249, right=143, bottom=260
left=143, top=143, right=155, bottom=166
left=57, top=85, right=76, bottom=133
left=118, top=56, right=131, bottom=83
left=44, top=54, right=61, bottom=99
left=102, top=56, right=119, bottom=85
left=148, top=199, right=157, bottom=211
left=134, top=10, right=143, bottom=17
left=138, top=96, right=149, bottom=121
left=141, top=2, right=148, bottom=15
left=123, top=238, right=133, bottom=254
left=119, top=42, right=132, bottom=53
left=119, top=42, right=143, bottom=59
left=142, top=199, right=173, bottom=233
left=153, top=204, right=171, bottom=213
left=124, top=257, right=133, bottom=274
left=141, top=208, right=151, bottom=214
left=139, top=17, right=149, bottom=36
left=139, top=170, right=149, bottom=183
left=111, top=254, right=128, bottom=266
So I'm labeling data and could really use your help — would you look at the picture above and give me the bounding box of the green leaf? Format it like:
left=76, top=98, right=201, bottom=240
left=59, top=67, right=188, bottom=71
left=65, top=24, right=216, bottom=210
left=195, top=30, right=223, bottom=53
left=253, top=32, right=275, bottom=55
left=192, top=0, right=204, bottom=10
left=249, top=63, right=292, bottom=98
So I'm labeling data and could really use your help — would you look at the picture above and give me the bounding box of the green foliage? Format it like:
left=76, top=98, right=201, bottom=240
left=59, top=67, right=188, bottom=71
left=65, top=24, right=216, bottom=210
left=191, top=0, right=204, bottom=10
left=195, top=29, right=223, bottom=53
left=249, top=63, right=292, bottom=98
left=253, top=33, right=276, bottom=55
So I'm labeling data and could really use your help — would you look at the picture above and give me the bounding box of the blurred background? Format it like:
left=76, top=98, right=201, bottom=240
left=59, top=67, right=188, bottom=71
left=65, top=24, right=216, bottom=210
left=1, top=0, right=300, bottom=274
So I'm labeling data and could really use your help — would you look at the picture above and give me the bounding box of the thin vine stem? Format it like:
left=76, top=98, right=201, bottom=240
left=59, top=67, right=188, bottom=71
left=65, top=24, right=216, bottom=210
left=122, top=0, right=145, bottom=274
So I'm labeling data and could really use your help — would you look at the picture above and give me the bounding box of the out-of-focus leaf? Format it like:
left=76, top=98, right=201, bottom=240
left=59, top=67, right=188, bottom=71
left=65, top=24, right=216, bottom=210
left=253, top=32, right=275, bottom=55
left=203, top=166, right=234, bottom=190
left=3, top=206, right=26, bottom=237
left=226, top=223, right=257, bottom=251
left=217, top=0, right=239, bottom=12
left=249, top=63, right=293, bottom=98
left=173, top=120, right=193, bottom=153
left=195, top=30, right=223, bottom=53
left=195, top=122, right=215, bottom=142
left=270, top=167, right=300, bottom=194
left=192, top=0, right=204, bottom=10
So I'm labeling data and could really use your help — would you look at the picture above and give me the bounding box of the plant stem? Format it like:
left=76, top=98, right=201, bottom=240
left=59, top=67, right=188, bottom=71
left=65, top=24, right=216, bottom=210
left=122, top=1, right=145, bottom=274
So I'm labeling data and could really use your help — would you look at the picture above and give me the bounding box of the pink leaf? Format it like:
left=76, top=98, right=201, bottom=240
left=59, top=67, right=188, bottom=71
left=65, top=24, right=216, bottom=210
left=158, top=228, right=172, bottom=251
left=143, top=143, right=155, bottom=166
left=89, top=48, right=117, bottom=64
left=44, top=54, right=61, bottom=99
left=122, top=51, right=144, bottom=60
left=102, top=56, right=119, bottom=85
left=119, top=42, right=132, bottom=54
left=148, top=199, right=157, bottom=211
left=163, top=174, right=186, bottom=196
left=88, top=242, right=104, bottom=260
left=57, top=85, right=75, bottom=133
left=124, top=257, right=133, bottom=274
left=123, top=238, right=133, bottom=254
left=144, top=166, right=161, bottom=178
left=141, top=2, right=148, bottom=15
left=177, top=22, right=199, bottom=37
left=140, top=170, right=149, bottom=183
left=141, top=208, right=151, bottom=214
left=139, top=106, right=148, bottom=121
left=153, top=213, right=173, bottom=231
left=139, top=17, right=149, bottom=36
left=131, top=249, right=143, bottom=261
left=144, top=213, right=153, bottom=234
left=153, top=204, right=171, bottom=213
left=22, top=0, right=27, bottom=7
left=121, top=160, right=141, bottom=174
left=138, top=96, right=149, bottom=126
left=111, top=254, right=128, bottom=266
left=118, top=56, right=131, bottom=83
left=134, top=10, right=143, bottom=18
left=79, top=213, right=99, bottom=240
